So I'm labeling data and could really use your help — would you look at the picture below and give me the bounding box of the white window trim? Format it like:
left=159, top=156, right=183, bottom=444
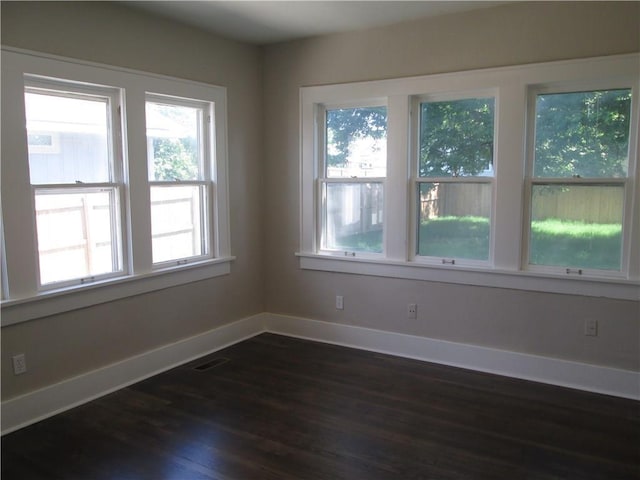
left=317, top=101, right=388, bottom=257
left=299, top=54, right=640, bottom=301
left=25, top=79, right=126, bottom=289
left=1, top=47, right=233, bottom=325
left=145, top=93, right=214, bottom=267
left=410, top=91, right=497, bottom=268
left=523, top=83, right=638, bottom=279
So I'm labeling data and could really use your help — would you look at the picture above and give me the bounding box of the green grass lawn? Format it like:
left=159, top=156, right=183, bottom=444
left=337, top=216, right=622, bottom=270
left=529, top=218, right=621, bottom=270
left=334, top=229, right=383, bottom=253
left=418, top=216, right=490, bottom=260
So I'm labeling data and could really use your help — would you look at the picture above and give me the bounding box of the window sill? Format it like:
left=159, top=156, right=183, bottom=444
left=297, top=253, right=639, bottom=301
left=0, top=257, right=235, bottom=327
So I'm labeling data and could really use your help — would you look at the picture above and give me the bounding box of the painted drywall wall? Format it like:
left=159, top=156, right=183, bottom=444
left=262, top=2, right=640, bottom=370
left=0, top=1, right=265, bottom=399
left=1, top=1, right=639, bottom=404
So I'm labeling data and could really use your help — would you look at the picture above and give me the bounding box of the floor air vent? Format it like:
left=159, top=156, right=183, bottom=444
left=193, top=357, right=229, bottom=371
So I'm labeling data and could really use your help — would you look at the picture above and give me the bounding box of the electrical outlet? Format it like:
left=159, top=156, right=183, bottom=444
left=407, top=303, right=417, bottom=320
left=584, top=319, right=598, bottom=336
left=336, top=295, right=344, bottom=310
left=12, top=353, right=27, bottom=375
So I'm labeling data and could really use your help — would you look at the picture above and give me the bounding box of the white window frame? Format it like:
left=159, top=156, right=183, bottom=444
left=25, top=79, right=126, bottom=289
left=0, top=48, right=232, bottom=326
left=317, top=100, right=387, bottom=258
left=524, top=82, right=637, bottom=279
left=410, top=91, right=497, bottom=268
left=145, top=94, right=214, bottom=267
left=299, top=54, right=640, bottom=301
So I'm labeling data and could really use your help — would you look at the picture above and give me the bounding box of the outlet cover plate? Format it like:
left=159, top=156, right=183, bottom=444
left=12, top=354, right=27, bottom=375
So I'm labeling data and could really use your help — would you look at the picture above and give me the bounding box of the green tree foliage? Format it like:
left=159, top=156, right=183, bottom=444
left=420, top=98, right=494, bottom=177
left=151, top=137, right=198, bottom=181
left=147, top=102, right=200, bottom=181
left=326, top=107, right=387, bottom=167
left=534, top=89, right=631, bottom=178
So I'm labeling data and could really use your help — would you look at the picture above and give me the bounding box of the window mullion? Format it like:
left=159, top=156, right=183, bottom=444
left=493, top=83, right=527, bottom=271
left=385, top=95, right=410, bottom=261
left=124, top=87, right=153, bottom=274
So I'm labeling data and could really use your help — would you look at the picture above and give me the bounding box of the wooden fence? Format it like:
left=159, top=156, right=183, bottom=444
left=420, top=183, right=491, bottom=219
left=421, top=183, right=623, bottom=223
left=531, top=185, right=622, bottom=223
left=36, top=192, right=198, bottom=283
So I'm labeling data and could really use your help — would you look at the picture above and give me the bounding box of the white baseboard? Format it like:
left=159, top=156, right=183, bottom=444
left=3, top=312, right=638, bottom=435
left=1, top=314, right=265, bottom=435
left=264, top=313, right=640, bottom=401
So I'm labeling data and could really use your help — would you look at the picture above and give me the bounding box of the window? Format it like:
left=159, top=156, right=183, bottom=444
left=415, top=96, right=494, bottom=263
left=27, top=132, right=60, bottom=154
left=146, top=97, right=211, bottom=265
left=25, top=82, right=124, bottom=287
left=320, top=105, right=387, bottom=254
left=526, top=88, right=632, bottom=274
left=300, top=54, right=639, bottom=299
left=1, top=49, right=231, bottom=324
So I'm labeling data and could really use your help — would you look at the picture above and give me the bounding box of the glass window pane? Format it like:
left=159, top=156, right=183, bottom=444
left=35, top=190, right=120, bottom=285
left=151, top=185, right=206, bottom=263
left=146, top=102, right=202, bottom=181
left=534, top=89, right=631, bottom=178
left=419, top=98, right=494, bottom=178
left=417, top=182, right=491, bottom=260
left=323, top=183, right=383, bottom=253
left=326, top=107, right=387, bottom=178
left=529, top=185, right=623, bottom=270
left=25, top=91, right=111, bottom=184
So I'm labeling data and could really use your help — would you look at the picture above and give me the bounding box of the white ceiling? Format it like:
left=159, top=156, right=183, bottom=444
left=123, top=1, right=507, bottom=45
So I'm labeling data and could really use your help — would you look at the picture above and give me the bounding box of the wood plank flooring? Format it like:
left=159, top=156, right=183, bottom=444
left=2, top=333, right=639, bottom=479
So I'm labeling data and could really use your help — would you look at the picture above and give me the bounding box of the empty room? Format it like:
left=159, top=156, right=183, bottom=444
left=1, top=1, right=639, bottom=478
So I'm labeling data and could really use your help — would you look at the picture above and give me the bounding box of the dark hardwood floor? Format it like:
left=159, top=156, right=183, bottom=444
left=2, top=333, right=639, bottom=479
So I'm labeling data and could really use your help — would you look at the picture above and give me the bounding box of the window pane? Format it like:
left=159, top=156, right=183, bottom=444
left=529, top=185, right=623, bottom=270
left=35, top=190, right=120, bottom=285
left=417, top=182, right=491, bottom=260
left=534, top=89, right=631, bottom=178
left=419, top=98, right=494, bottom=178
left=146, top=102, right=202, bottom=181
left=151, top=185, right=206, bottom=263
left=326, top=107, right=387, bottom=178
left=25, top=91, right=111, bottom=184
left=323, top=183, right=383, bottom=253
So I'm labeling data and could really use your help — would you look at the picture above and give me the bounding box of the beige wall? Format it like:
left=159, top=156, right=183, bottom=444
left=262, top=2, right=640, bottom=370
left=1, top=1, right=639, bottom=402
left=1, top=1, right=265, bottom=399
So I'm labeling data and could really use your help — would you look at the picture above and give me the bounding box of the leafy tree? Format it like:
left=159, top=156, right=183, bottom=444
left=147, top=102, right=200, bottom=181
left=151, top=137, right=198, bottom=181
left=419, top=98, right=494, bottom=177
left=534, top=89, right=631, bottom=178
left=326, top=107, right=387, bottom=167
